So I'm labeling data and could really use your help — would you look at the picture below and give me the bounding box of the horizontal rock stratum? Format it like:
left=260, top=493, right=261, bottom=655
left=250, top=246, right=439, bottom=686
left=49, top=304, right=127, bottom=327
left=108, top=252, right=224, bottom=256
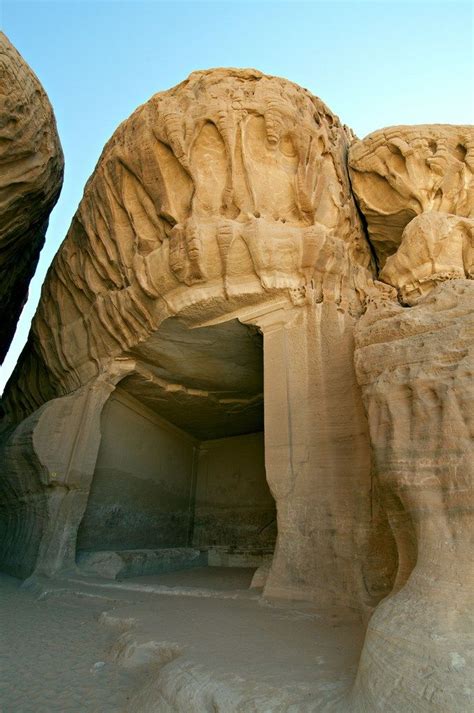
left=0, top=58, right=472, bottom=713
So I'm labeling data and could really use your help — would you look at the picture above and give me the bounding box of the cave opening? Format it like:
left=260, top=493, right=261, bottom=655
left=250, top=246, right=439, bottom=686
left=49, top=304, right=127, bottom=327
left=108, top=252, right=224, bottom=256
left=75, top=317, right=276, bottom=580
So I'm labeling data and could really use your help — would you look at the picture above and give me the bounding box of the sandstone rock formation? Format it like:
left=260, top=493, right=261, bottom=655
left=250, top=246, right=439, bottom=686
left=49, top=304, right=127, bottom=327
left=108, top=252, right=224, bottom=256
left=1, top=69, right=395, bottom=624
left=348, top=124, right=473, bottom=713
left=3, top=67, right=371, bottom=416
left=0, top=71, right=472, bottom=713
left=350, top=281, right=473, bottom=713
left=349, top=124, right=473, bottom=268
left=0, top=33, right=64, bottom=362
left=379, top=210, right=473, bottom=304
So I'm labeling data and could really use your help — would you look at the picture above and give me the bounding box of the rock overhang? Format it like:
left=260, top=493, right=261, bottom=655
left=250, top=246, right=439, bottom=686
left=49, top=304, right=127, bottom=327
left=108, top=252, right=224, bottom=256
left=2, top=67, right=374, bottom=423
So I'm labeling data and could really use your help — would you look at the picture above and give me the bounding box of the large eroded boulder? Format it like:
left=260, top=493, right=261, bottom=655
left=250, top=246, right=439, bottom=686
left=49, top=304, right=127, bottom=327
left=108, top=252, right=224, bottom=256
left=349, top=124, right=473, bottom=268
left=0, top=33, right=64, bottom=362
left=348, top=125, right=473, bottom=713
left=3, top=67, right=371, bottom=420
left=0, top=70, right=393, bottom=622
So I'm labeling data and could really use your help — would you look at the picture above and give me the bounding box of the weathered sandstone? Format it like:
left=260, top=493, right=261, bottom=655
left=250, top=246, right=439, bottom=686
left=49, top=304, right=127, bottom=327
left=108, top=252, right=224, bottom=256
left=350, top=280, right=473, bottom=713
left=0, top=33, right=63, bottom=362
left=4, top=67, right=372, bottom=418
left=1, top=70, right=472, bottom=713
left=380, top=210, right=473, bottom=304
left=349, top=125, right=473, bottom=713
left=1, top=69, right=395, bottom=621
left=349, top=124, right=473, bottom=267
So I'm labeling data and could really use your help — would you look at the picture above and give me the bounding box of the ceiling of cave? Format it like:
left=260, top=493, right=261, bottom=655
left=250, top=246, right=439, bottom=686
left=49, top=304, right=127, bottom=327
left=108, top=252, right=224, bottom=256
left=120, top=318, right=264, bottom=440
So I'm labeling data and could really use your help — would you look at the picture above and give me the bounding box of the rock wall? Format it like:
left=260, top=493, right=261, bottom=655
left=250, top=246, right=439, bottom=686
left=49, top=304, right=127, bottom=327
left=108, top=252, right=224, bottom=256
left=77, top=389, right=197, bottom=552
left=348, top=125, right=473, bottom=712
left=350, top=281, right=473, bottom=713
left=77, top=391, right=275, bottom=554
left=193, top=431, right=276, bottom=550
left=0, top=33, right=63, bottom=362
left=254, top=301, right=396, bottom=612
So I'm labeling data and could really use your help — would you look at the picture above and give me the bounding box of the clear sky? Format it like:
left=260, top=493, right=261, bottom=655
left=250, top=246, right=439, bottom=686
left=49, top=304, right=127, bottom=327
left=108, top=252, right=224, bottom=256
left=1, top=0, right=473, bottom=392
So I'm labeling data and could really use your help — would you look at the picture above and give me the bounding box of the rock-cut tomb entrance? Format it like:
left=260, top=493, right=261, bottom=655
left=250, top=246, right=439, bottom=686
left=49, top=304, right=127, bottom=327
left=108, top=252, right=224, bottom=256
left=75, top=317, right=277, bottom=580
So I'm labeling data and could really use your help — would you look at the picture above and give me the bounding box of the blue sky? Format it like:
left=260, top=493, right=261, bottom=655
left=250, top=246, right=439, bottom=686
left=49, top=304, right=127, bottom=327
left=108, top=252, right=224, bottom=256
left=1, top=0, right=473, bottom=392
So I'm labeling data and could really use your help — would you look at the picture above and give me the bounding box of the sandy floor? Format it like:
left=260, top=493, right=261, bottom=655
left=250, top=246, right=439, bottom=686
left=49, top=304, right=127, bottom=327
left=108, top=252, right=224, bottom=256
left=0, top=574, right=142, bottom=713
left=0, top=567, right=364, bottom=712
left=120, top=565, right=257, bottom=590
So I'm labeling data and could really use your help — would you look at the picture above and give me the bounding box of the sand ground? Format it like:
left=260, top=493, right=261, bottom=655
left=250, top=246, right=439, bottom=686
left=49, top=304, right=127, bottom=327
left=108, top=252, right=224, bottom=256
left=0, top=573, right=142, bottom=712
left=0, top=568, right=364, bottom=712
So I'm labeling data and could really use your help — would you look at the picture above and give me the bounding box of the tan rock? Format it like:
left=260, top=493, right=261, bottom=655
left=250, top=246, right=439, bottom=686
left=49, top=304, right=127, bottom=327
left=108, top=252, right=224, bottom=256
left=0, top=69, right=393, bottom=623
left=380, top=210, right=473, bottom=304
left=349, top=124, right=474, bottom=267
left=0, top=33, right=63, bottom=362
left=351, top=280, right=473, bottom=713
left=2, top=70, right=471, bottom=713
left=349, top=124, right=473, bottom=713
left=3, top=67, right=372, bottom=419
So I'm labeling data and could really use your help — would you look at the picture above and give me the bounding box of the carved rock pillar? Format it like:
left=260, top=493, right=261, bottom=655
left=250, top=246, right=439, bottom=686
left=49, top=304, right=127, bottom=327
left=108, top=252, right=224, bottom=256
left=1, top=362, right=136, bottom=579
left=247, top=301, right=395, bottom=614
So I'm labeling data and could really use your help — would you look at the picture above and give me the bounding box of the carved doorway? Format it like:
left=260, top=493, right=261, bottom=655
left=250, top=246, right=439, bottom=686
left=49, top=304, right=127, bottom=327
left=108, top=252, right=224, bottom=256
left=75, top=318, right=276, bottom=579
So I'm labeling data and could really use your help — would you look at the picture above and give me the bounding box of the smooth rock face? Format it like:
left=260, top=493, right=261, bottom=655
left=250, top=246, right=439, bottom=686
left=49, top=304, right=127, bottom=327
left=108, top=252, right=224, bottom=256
left=0, top=33, right=63, bottom=362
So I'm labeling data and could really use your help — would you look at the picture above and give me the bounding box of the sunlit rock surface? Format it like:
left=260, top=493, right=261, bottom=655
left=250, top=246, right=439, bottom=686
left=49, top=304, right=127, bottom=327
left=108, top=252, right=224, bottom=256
left=379, top=210, right=473, bottom=305
left=349, top=124, right=473, bottom=713
left=349, top=124, right=473, bottom=267
left=3, top=67, right=371, bottom=418
left=1, top=69, right=392, bottom=628
left=0, top=33, right=63, bottom=362
left=1, top=72, right=472, bottom=713
left=351, top=280, right=473, bottom=713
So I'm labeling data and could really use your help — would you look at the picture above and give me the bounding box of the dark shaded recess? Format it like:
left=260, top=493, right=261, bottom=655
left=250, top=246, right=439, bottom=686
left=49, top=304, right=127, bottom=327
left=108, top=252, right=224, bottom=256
left=346, top=167, right=380, bottom=275
left=77, top=320, right=276, bottom=557
left=0, top=413, right=47, bottom=578
left=0, top=216, right=48, bottom=362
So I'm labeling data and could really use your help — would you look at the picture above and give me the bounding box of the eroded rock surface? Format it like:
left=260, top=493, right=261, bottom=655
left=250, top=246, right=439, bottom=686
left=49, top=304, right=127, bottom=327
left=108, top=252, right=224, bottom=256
left=3, top=67, right=371, bottom=420
left=0, top=33, right=63, bottom=362
left=350, top=125, right=473, bottom=712
left=0, top=72, right=472, bottom=713
left=1, top=69, right=393, bottom=625
left=349, top=124, right=473, bottom=267
left=380, top=210, right=473, bottom=304
left=351, top=281, right=473, bottom=713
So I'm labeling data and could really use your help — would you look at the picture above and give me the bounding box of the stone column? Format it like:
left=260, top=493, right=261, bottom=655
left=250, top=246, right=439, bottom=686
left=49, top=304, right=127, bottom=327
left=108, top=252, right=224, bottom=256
left=248, top=301, right=395, bottom=615
left=17, top=362, right=136, bottom=579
